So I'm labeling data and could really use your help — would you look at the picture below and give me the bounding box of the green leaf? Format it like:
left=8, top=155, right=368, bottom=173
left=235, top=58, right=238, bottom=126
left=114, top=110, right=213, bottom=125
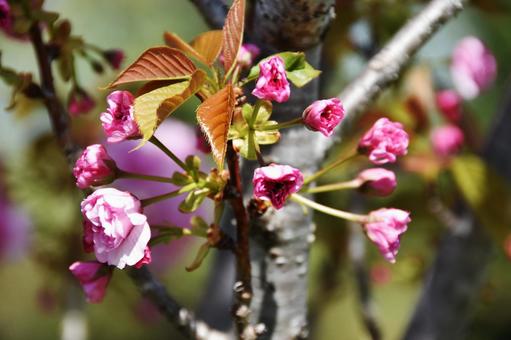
left=190, top=216, right=209, bottom=237
left=169, top=171, right=193, bottom=186
left=450, top=154, right=511, bottom=240
left=179, top=189, right=209, bottom=213
left=246, top=52, right=321, bottom=88
left=186, top=242, right=211, bottom=272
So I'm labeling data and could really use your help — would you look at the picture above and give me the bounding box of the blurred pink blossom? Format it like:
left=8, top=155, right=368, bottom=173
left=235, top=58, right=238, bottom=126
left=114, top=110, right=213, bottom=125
left=103, top=49, right=125, bottom=70
left=358, top=118, right=409, bottom=165
left=430, top=124, right=464, bottom=157
left=68, top=88, right=96, bottom=116
left=237, top=43, right=260, bottom=68
left=436, top=89, right=462, bottom=123
left=0, top=197, right=30, bottom=261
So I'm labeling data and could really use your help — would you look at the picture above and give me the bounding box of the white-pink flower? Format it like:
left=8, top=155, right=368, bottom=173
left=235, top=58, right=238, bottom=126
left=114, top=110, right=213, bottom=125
left=237, top=43, right=260, bottom=68
left=81, top=188, right=151, bottom=269
left=69, top=261, right=112, bottom=303
left=302, top=98, right=345, bottom=137
left=252, top=56, right=290, bottom=103
left=357, top=168, right=397, bottom=197
left=73, top=144, right=116, bottom=189
left=430, top=124, right=464, bottom=157
left=364, top=208, right=411, bottom=263
left=100, top=91, right=141, bottom=143
left=450, top=36, right=497, bottom=99
left=358, top=118, right=409, bottom=165
left=253, top=164, right=303, bottom=209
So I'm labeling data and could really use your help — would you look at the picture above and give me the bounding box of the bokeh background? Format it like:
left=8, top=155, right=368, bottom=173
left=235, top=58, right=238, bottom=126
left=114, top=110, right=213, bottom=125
left=1, top=0, right=511, bottom=339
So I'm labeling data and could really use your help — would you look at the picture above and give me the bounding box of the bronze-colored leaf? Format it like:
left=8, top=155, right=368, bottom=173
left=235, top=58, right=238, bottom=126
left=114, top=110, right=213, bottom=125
left=222, top=0, right=245, bottom=73
left=196, top=84, right=235, bottom=169
left=190, top=30, right=223, bottom=65
left=107, top=47, right=196, bottom=88
left=163, top=31, right=205, bottom=63
left=134, top=70, right=206, bottom=145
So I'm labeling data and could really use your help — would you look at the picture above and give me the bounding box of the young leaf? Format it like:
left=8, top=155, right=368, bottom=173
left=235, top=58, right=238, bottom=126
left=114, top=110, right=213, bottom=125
left=196, top=84, right=236, bottom=169
left=179, top=189, right=209, bottom=213
left=190, top=30, right=223, bottom=65
left=107, top=47, right=196, bottom=88
left=186, top=242, right=211, bottom=272
left=222, top=0, right=245, bottom=73
left=134, top=70, right=206, bottom=145
left=163, top=31, right=205, bottom=63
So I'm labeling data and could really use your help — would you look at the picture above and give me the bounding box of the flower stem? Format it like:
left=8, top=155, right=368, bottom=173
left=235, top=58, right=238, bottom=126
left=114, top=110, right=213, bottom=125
left=117, top=170, right=174, bottom=183
left=248, top=100, right=263, bottom=127
left=304, top=153, right=358, bottom=185
left=258, top=117, right=304, bottom=131
left=303, top=179, right=362, bottom=194
left=149, top=136, right=188, bottom=172
left=290, top=194, right=368, bottom=223
left=141, top=183, right=195, bottom=207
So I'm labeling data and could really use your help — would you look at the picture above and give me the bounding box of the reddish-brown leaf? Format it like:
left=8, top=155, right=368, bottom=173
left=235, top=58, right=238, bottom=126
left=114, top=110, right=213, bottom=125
left=190, top=30, right=223, bottom=65
left=107, top=47, right=196, bottom=88
left=196, top=84, right=235, bottom=169
left=222, top=0, right=245, bottom=73
left=163, top=32, right=206, bottom=63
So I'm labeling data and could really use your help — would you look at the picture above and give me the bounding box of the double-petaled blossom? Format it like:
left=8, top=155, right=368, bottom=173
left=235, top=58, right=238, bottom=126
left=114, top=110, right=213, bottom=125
left=103, top=49, right=125, bottom=70
left=253, top=164, right=303, bottom=209
left=100, top=90, right=141, bottom=143
left=302, top=98, right=345, bottom=137
left=237, top=43, right=260, bottom=68
left=430, top=124, right=464, bottom=157
left=252, top=56, right=290, bottom=103
left=450, top=36, right=497, bottom=99
left=81, top=188, right=151, bottom=269
left=364, top=208, right=411, bottom=263
left=358, top=118, right=409, bottom=165
left=436, top=90, right=462, bottom=123
left=0, top=0, right=11, bottom=31
left=356, top=168, right=397, bottom=197
left=68, top=88, right=96, bottom=116
left=73, top=144, right=116, bottom=189
left=69, top=261, right=112, bottom=303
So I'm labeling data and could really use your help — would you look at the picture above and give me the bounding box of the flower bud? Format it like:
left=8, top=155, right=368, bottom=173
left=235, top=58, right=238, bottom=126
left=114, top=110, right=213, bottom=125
left=356, top=168, right=396, bottom=197
left=103, top=49, right=125, bottom=70
left=68, top=88, right=96, bottom=116
left=237, top=43, right=260, bottom=68
left=358, top=118, right=409, bottom=165
left=69, top=261, right=112, bottom=303
left=435, top=89, right=462, bottom=123
left=73, top=144, right=116, bottom=189
left=430, top=124, right=464, bottom=157
left=302, top=98, right=345, bottom=137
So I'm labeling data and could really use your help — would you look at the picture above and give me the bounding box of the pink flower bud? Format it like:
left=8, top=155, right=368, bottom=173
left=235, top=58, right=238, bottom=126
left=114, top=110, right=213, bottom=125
left=73, top=144, right=116, bottom=189
left=450, top=36, right=497, bottom=99
left=135, top=247, right=152, bottom=268
left=0, top=0, right=11, bottom=31
left=103, top=49, right=125, bottom=70
left=356, top=168, right=397, bottom=197
left=68, top=88, right=96, bottom=116
left=435, top=89, right=462, bottom=123
left=69, top=261, right=112, bottom=303
left=302, top=98, right=345, bottom=137
left=237, top=43, right=260, bottom=68
left=100, top=90, right=141, bottom=143
left=358, top=118, right=409, bottom=165
left=81, top=188, right=151, bottom=269
left=364, top=208, right=411, bottom=263
left=252, top=56, right=290, bottom=103
left=253, top=163, right=304, bottom=209
left=430, top=124, right=464, bottom=157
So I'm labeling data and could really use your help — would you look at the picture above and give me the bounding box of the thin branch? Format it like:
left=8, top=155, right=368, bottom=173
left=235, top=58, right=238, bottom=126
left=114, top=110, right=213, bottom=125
left=189, top=0, right=228, bottom=29
left=128, top=267, right=229, bottom=340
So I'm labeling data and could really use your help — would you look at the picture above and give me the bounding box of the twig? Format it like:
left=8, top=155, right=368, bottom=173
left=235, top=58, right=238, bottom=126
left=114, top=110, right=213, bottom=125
left=189, top=0, right=228, bottom=29
left=226, top=142, right=254, bottom=339
left=128, top=267, right=229, bottom=340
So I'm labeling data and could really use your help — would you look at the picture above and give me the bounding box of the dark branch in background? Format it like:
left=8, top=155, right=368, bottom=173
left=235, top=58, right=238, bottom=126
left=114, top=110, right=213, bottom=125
left=189, top=0, right=228, bottom=29
left=128, top=267, right=229, bottom=339
left=28, top=18, right=223, bottom=340
left=403, top=81, right=511, bottom=340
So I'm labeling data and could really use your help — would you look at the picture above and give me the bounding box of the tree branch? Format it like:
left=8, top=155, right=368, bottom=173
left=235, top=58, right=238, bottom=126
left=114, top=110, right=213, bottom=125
left=189, top=0, right=228, bottom=29
left=128, top=267, right=229, bottom=339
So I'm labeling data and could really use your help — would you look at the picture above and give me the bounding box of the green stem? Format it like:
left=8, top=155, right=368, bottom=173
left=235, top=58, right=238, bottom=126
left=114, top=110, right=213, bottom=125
left=258, top=117, right=303, bottom=131
left=290, top=194, right=368, bottom=223
left=304, top=153, right=358, bottom=185
left=149, top=136, right=188, bottom=172
left=303, top=179, right=362, bottom=194
left=141, top=183, right=195, bottom=207
left=117, top=170, right=174, bottom=183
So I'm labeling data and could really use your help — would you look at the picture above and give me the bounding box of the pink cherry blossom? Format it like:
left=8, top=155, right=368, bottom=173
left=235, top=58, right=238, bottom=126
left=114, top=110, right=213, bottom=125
left=103, top=49, right=125, bottom=69
left=450, top=36, right=497, bottom=99
left=0, top=0, right=11, bottom=31
left=253, top=163, right=303, bottom=209
left=430, top=124, right=464, bottom=157
left=252, top=56, right=290, bottom=103
left=68, top=88, right=96, bottom=116
left=436, top=90, right=462, bottom=123
left=302, top=98, right=345, bottom=137
left=69, top=261, right=112, bottom=303
left=358, top=118, right=409, bottom=165
left=357, top=168, right=396, bottom=197
left=73, top=144, right=116, bottom=189
left=364, top=208, right=411, bottom=263
left=237, top=43, right=260, bottom=68
left=81, top=188, right=151, bottom=269
left=100, top=91, right=141, bottom=143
